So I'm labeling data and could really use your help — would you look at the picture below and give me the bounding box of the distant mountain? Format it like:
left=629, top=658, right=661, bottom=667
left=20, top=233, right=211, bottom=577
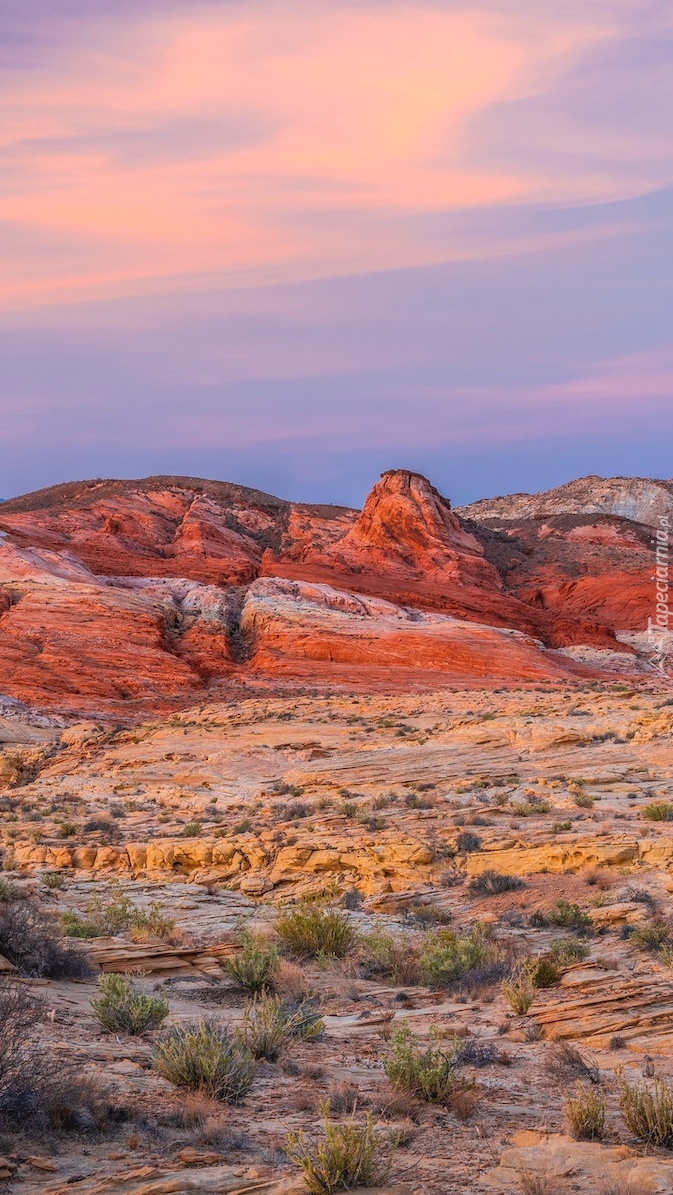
left=0, top=469, right=666, bottom=714
left=457, top=474, right=673, bottom=528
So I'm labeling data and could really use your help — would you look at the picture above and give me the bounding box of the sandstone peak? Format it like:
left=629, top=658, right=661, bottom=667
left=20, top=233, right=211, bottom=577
left=340, top=468, right=477, bottom=563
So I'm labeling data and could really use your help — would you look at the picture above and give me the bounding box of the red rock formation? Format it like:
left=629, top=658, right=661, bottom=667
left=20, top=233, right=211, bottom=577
left=0, top=468, right=663, bottom=714
left=241, top=577, right=591, bottom=685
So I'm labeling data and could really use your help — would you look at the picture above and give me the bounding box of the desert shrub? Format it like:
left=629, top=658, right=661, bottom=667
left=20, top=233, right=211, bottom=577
left=512, top=800, right=551, bottom=817
left=619, top=1074, right=673, bottom=1147
left=629, top=919, right=671, bottom=952
left=0, top=984, right=118, bottom=1132
left=0, top=878, right=24, bottom=901
left=384, top=1025, right=459, bottom=1104
left=41, top=871, right=66, bottom=890
left=453, top=1039, right=500, bottom=1068
left=551, top=821, right=573, bottom=833
left=573, top=792, right=596, bottom=809
left=455, top=832, right=482, bottom=853
left=58, top=822, right=78, bottom=837
left=91, top=973, right=169, bottom=1035
left=326, top=1081, right=361, bottom=1114
left=287, top=1108, right=393, bottom=1194
left=0, top=982, right=44, bottom=1097
left=419, top=924, right=499, bottom=990
left=181, top=821, right=201, bottom=837
left=468, top=870, right=525, bottom=897
left=276, top=901, right=356, bottom=959
left=547, top=901, right=593, bottom=932
left=642, top=801, right=673, bottom=822
left=288, top=996, right=325, bottom=1041
left=154, top=1019, right=255, bottom=1102
left=63, top=883, right=174, bottom=942
left=502, top=963, right=536, bottom=1014
left=545, top=1040, right=599, bottom=1085
left=530, top=956, right=560, bottom=988
left=564, top=1082, right=606, bottom=1140
left=242, top=993, right=291, bottom=1061
left=224, top=932, right=279, bottom=993
left=517, top=1170, right=564, bottom=1195
left=549, top=937, right=589, bottom=966
left=0, top=899, right=90, bottom=978
left=358, top=928, right=420, bottom=986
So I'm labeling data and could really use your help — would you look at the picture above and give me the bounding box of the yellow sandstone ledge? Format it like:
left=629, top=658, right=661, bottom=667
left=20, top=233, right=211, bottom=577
left=10, top=832, right=673, bottom=894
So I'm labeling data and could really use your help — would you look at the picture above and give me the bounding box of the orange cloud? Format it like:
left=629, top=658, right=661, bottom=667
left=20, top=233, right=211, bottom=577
left=0, top=3, right=644, bottom=308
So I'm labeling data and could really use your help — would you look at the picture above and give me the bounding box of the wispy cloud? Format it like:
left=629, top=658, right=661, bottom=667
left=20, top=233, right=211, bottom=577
left=1, top=1, right=668, bottom=307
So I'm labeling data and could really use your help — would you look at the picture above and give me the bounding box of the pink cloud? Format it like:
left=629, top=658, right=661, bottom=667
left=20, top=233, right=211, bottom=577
left=0, top=2, right=649, bottom=309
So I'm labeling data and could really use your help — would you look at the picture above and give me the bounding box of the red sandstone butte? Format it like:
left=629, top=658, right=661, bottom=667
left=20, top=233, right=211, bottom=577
left=0, top=468, right=664, bottom=713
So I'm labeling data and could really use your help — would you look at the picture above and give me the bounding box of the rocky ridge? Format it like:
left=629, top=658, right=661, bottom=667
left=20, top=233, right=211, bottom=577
left=0, top=469, right=670, bottom=714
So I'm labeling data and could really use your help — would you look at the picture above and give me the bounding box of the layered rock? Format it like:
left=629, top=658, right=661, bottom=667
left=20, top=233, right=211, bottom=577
left=240, top=577, right=590, bottom=683
left=457, top=472, right=673, bottom=528
left=0, top=467, right=667, bottom=713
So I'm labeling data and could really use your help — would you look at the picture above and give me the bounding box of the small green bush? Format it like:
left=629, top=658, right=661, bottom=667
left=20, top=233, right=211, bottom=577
left=91, top=973, right=169, bottom=1035
left=182, top=821, right=202, bottom=837
left=154, top=1019, right=255, bottom=1102
left=242, top=993, right=292, bottom=1061
left=511, top=799, right=551, bottom=817
left=629, top=919, right=671, bottom=952
left=547, top=901, right=593, bottom=932
left=468, top=870, right=525, bottom=897
left=502, top=963, right=536, bottom=1014
left=358, top=928, right=420, bottom=986
left=549, top=937, right=589, bottom=966
left=642, top=801, right=673, bottom=822
left=62, top=884, right=174, bottom=941
left=384, top=1025, right=458, bottom=1104
left=419, top=924, right=497, bottom=989
left=530, top=956, right=560, bottom=988
left=41, top=871, right=66, bottom=890
left=224, top=932, right=279, bottom=993
left=564, top=1082, right=606, bottom=1140
left=276, top=901, right=356, bottom=960
left=619, top=1074, right=673, bottom=1147
left=573, top=792, right=596, bottom=809
left=287, top=1108, right=393, bottom=1194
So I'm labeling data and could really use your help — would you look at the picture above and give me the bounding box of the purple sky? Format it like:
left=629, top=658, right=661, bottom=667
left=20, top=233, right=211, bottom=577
left=1, top=0, right=672, bottom=506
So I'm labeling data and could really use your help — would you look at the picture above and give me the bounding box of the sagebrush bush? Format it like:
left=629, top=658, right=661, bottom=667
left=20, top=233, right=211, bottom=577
left=63, top=882, right=174, bottom=942
left=287, top=1108, right=393, bottom=1194
left=224, top=932, right=279, bottom=992
left=384, top=1025, right=458, bottom=1104
left=91, top=973, right=169, bottom=1035
left=154, top=1019, right=255, bottom=1102
left=629, top=919, right=671, bottom=952
left=642, top=801, right=673, bottom=822
left=502, top=963, right=536, bottom=1014
left=0, top=982, right=117, bottom=1132
left=242, top=992, right=324, bottom=1059
left=546, top=901, right=593, bottom=932
left=564, top=1082, right=606, bottom=1140
left=242, top=993, right=292, bottom=1061
left=530, top=956, right=560, bottom=988
left=468, top=870, right=525, bottom=896
left=549, top=937, right=589, bottom=966
left=0, top=899, right=90, bottom=978
left=544, top=1041, right=599, bottom=1085
left=619, top=1074, right=673, bottom=1147
left=419, top=924, right=498, bottom=990
left=276, top=901, right=356, bottom=959
left=358, top=928, right=420, bottom=986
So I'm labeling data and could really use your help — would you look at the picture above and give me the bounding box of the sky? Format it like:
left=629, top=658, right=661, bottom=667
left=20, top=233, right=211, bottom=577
left=1, top=0, right=672, bottom=507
